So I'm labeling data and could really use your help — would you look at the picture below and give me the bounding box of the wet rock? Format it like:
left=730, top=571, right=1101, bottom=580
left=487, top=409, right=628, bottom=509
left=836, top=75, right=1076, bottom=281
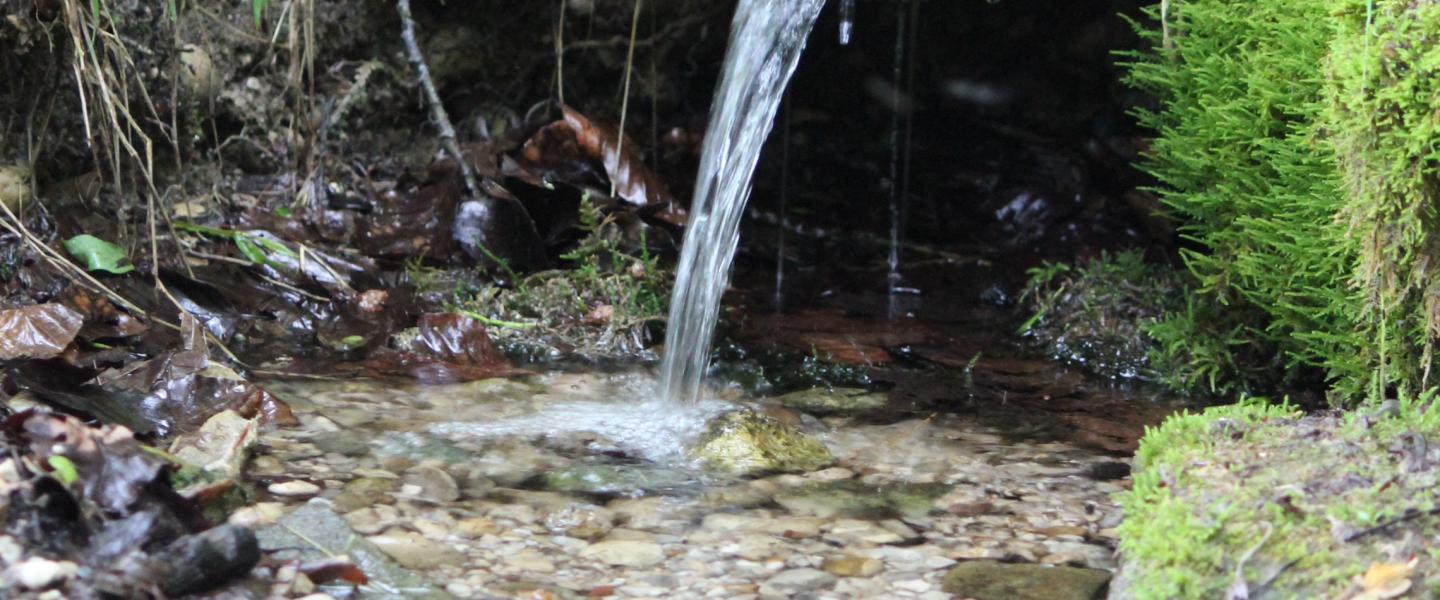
left=774, top=480, right=950, bottom=519
left=689, top=409, right=835, bottom=476
left=228, top=502, right=286, bottom=528
left=170, top=410, right=257, bottom=485
left=257, top=499, right=440, bottom=596
left=540, top=463, right=693, bottom=497
left=269, top=480, right=321, bottom=497
left=403, top=465, right=461, bottom=503
left=3, top=557, right=76, bottom=590
left=773, top=387, right=887, bottom=415
left=312, top=432, right=370, bottom=456
left=542, top=504, right=614, bottom=539
left=332, top=477, right=397, bottom=512
left=579, top=540, right=665, bottom=567
left=759, top=568, right=837, bottom=597
left=701, top=513, right=824, bottom=538
left=942, top=560, right=1111, bottom=600
left=154, top=524, right=261, bottom=596
left=456, top=517, right=500, bottom=537
left=367, top=530, right=466, bottom=569
left=504, top=548, right=556, bottom=573
left=821, top=555, right=883, bottom=577
left=824, top=519, right=905, bottom=545
left=453, top=196, right=547, bottom=273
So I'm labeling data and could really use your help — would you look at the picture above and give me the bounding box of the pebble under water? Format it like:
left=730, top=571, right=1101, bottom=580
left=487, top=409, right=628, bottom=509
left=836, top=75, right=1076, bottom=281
left=245, top=371, right=1126, bottom=598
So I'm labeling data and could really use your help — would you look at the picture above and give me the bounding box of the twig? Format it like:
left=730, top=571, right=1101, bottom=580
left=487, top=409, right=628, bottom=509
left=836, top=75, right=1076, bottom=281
left=611, top=0, right=642, bottom=198
left=396, top=0, right=478, bottom=199
left=1343, top=506, right=1440, bottom=542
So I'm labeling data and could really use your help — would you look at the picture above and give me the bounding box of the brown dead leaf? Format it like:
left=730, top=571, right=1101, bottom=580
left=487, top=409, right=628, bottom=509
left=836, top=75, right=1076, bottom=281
left=0, top=303, right=84, bottom=360
left=519, top=105, right=680, bottom=215
left=363, top=313, right=527, bottom=383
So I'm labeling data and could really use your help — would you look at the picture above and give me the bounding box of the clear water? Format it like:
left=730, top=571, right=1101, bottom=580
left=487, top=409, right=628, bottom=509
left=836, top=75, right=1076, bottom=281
left=430, top=375, right=733, bottom=463
left=658, top=0, right=826, bottom=405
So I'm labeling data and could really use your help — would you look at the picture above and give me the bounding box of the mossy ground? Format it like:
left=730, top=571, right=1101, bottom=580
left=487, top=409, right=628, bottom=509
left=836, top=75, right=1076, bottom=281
left=1020, top=250, right=1184, bottom=383
left=1118, top=398, right=1440, bottom=599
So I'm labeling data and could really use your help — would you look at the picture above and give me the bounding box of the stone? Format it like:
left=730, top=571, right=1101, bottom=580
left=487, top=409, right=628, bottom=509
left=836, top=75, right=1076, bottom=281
left=367, top=531, right=466, bottom=569
left=579, top=540, right=665, bottom=567
left=456, top=517, right=500, bottom=538
left=758, top=568, right=837, bottom=597
left=403, top=466, right=460, bottom=503
left=942, top=561, right=1112, bottom=600
left=4, top=558, right=75, bottom=590
left=689, top=409, right=834, bottom=476
left=312, top=432, right=370, bottom=456
left=256, top=500, right=439, bottom=595
left=825, top=519, right=904, bottom=545
left=541, top=463, right=692, bottom=497
left=154, top=525, right=261, bottom=596
left=773, top=480, right=950, bottom=519
left=269, top=480, right=321, bottom=497
left=228, top=502, right=286, bottom=528
left=542, top=504, right=614, bottom=540
left=821, top=555, right=883, bottom=577
left=701, top=513, right=824, bottom=538
left=773, top=387, right=887, bottom=415
left=0, top=165, right=31, bottom=212
left=505, top=548, right=556, bottom=573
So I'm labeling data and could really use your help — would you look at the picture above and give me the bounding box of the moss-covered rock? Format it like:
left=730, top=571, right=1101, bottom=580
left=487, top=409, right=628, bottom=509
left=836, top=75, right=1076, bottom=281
left=942, top=561, right=1111, bottom=600
left=773, top=387, right=887, bottom=415
left=688, top=409, right=834, bottom=476
left=773, top=480, right=949, bottom=519
left=1115, top=398, right=1440, bottom=598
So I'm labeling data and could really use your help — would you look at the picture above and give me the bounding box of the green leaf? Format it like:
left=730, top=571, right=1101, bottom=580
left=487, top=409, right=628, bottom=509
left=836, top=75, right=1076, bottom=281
left=252, top=0, right=268, bottom=29
left=63, top=234, right=135, bottom=275
left=234, top=235, right=269, bottom=266
left=48, top=455, right=78, bottom=487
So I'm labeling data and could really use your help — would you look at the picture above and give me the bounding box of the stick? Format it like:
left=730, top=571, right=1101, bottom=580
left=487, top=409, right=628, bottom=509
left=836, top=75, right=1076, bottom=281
left=396, top=0, right=478, bottom=199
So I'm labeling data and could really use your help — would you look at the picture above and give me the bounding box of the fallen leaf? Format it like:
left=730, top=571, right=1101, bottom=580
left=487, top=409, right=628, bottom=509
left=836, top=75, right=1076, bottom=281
left=0, top=303, right=84, bottom=360
left=1352, top=558, right=1417, bottom=600
left=63, top=234, right=135, bottom=274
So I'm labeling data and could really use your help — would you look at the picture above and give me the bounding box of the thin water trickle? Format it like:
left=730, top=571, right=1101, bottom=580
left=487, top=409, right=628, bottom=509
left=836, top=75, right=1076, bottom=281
left=886, top=0, right=913, bottom=319
left=658, top=0, right=825, bottom=405
left=838, top=0, right=856, bottom=45
left=774, top=94, right=792, bottom=312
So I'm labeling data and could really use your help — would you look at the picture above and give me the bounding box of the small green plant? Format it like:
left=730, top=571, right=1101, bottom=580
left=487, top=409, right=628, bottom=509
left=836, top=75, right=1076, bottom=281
left=458, top=196, right=671, bottom=360
left=1020, top=250, right=1185, bottom=383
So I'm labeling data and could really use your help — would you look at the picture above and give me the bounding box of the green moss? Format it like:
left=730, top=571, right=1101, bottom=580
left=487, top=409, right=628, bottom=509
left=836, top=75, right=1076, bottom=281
left=1328, top=0, right=1440, bottom=398
left=1122, top=0, right=1366, bottom=397
left=1118, top=396, right=1440, bottom=598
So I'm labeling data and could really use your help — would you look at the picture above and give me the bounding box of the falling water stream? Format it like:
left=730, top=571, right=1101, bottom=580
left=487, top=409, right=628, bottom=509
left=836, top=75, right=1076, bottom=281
left=658, top=0, right=826, bottom=405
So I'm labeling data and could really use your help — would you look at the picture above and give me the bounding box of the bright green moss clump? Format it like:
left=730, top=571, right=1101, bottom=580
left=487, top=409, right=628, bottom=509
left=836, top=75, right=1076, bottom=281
left=1123, top=0, right=1364, bottom=396
left=1123, top=0, right=1440, bottom=400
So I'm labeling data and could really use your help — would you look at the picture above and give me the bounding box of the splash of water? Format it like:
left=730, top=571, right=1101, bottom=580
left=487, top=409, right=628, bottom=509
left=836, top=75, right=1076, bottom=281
left=430, top=374, right=732, bottom=463
left=658, top=0, right=825, bottom=405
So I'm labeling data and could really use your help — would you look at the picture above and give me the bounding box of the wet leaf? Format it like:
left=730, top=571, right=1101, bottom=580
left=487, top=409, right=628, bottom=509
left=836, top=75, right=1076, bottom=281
left=0, top=303, right=84, bottom=360
left=19, top=413, right=167, bottom=514
left=362, top=313, right=527, bottom=383
left=63, top=234, right=135, bottom=274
